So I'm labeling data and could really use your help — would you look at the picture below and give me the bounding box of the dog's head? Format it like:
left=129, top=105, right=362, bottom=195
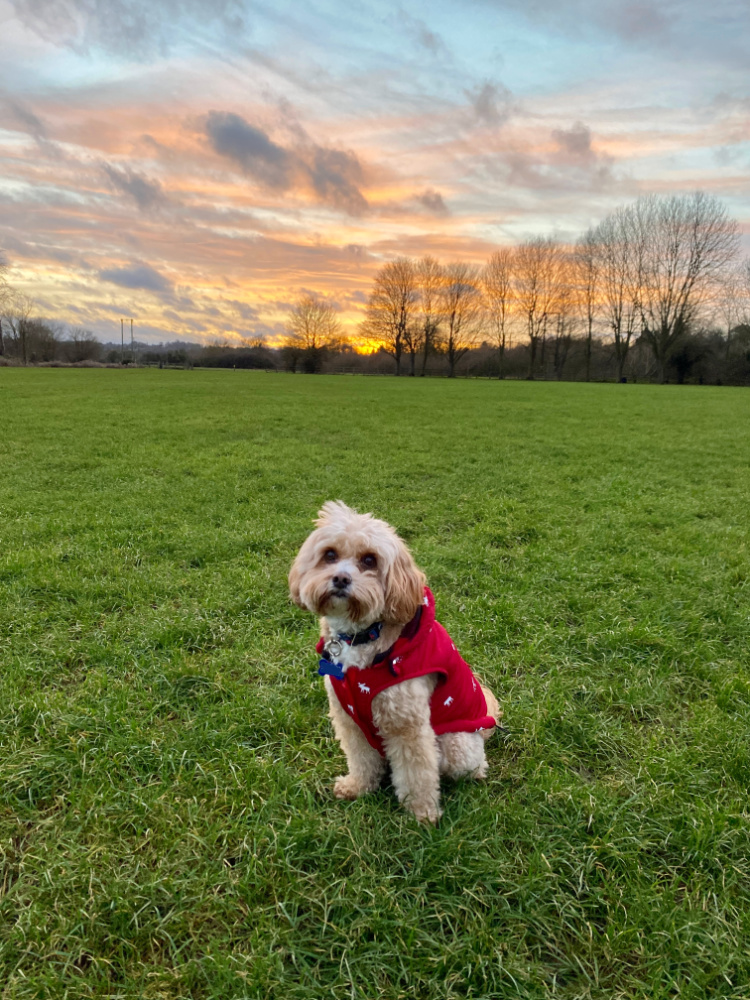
left=289, top=501, right=425, bottom=626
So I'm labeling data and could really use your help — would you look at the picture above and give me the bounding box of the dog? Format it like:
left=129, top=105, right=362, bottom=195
left=289, top=501, right=500, bottom=824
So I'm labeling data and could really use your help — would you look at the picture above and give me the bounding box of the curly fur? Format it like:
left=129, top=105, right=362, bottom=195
left=289, top=501, right=500, bottom=824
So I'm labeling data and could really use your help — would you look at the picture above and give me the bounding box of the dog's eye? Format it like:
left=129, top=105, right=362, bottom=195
left=361, top=553, right=377, bottom=570
left=323, top=549, right=337, bottom=563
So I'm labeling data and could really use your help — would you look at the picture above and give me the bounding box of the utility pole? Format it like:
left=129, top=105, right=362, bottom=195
left=120, top=318, right=124, bottom=364
left=130, top=318, right=134, bottom=366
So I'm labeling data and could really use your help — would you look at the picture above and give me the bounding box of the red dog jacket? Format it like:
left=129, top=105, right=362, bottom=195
left=317, top=587, right=496, bottom=756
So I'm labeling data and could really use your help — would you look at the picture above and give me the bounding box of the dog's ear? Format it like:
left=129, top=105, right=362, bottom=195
left=385, top=540, right=426, bottom=625
left=288, top=548, right=307, bottom=608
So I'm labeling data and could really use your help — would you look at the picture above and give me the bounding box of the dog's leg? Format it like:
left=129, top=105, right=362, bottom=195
left=372, top=675, right=442, bottom=824
left=480, top=684, right=501, bottom=741
left=324, top=677, right=386, bottom=800
left=438, top=731, right=488, bottom=779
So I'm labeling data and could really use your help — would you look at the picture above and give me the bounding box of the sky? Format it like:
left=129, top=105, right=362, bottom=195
left=1, top=0, right=749, bottom=345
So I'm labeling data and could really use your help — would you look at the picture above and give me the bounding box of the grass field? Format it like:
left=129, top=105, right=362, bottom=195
left=1, top=368, right=749, bottom=1000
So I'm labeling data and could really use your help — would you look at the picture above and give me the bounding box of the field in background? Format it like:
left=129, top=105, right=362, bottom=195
left=1, top=369, right=749, bottom=999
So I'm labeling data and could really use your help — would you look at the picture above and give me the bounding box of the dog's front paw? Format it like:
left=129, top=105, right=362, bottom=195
left=410, top=800, right=443, bottom=825
left=333, top=774, right=368, bottom=800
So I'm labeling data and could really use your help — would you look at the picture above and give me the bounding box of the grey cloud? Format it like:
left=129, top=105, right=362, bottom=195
left=9, top=101, right=46, bottom=137
left=9, top=0, right=251, bottom=59
left=126, top=321, right=207, bottom=341
left=493, top=122, right=614, bottom=192
left=344, top=244, right=370, bottom=260
left=502, top=153, right=557, bottom=190
left=480, top=0, right=748, bottom=66
left=395, top=10, right=447, bottom=54
left=709, top=91, right=750, bottom=112
left=3, top=100, right=62, bottom=159
left=415, top=189, right=450, bottom=216
left=162, top=310, right=206, bottom=330
left=415, top=24, right=444, bottom=53
left=203, top=111, right=368, bottom=215
left=611, top=2, right=669, bottom=41
left=552, top=122, right=596, bottom=163
left=172, top=295, right=198, bottom=311
left=714, top=145, right=745, bottom=166
left=287, top=289, right=344, bottom=314
left=102, top=164, right=166, bottom=211
left=466, top=81, right=514, bottom=126
left=0, top=233, right=82, bottom=265
left=247, top=320, right=286, bottom=340
left=551, top=122, right=615, bottom=188
left=204, top=112, right=291, bottom=189
left=308, top=147, right=367, bottom=215
left=225, top=299, right=262, bottom=321
left=99, top=263, right=172, bottom=292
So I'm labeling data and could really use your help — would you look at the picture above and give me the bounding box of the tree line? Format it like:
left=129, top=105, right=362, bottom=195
left=3, top=191, right=750, bottom=384
left=285, top=191, right=750, bottom=384
left=0, top=285, right=102, bottom=366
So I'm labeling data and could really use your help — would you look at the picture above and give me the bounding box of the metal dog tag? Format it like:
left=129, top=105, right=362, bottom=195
left=326, top=638, right=343, bottom=660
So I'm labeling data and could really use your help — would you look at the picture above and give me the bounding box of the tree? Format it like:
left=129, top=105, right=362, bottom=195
left=24, top=320, right=62, bottom=362
left=717, top=262, right=750, bottom=360
left=573, top=231, right=599, bottom=382
left=0, top=251, right=8, bottom=357
left=440, top=262, right=483, bottom=378
left=551, top=254, right=577, bottom=380
left=361, top=257, right=418, bottom=375
left=590, top=207, right=643, bottom=382
left=240, top=335, right=267, bottom=350
left=482, top=249, right=513, bottom=378
left=402, top=320, right=423, bottom=378
left=63, top=327, right=101, bottom=363
left=2, top=291, right=34, bottom=365
left=513, top=237, right=561, bottom=379
left=633, top=192, right=740, bottom=383
left=285, top=294, right=342, bottom=373
left=416, top=256, right=443, bottom=376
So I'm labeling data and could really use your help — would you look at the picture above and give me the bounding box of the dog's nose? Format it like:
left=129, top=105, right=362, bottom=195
left=332, top=572, right=351, bottom=590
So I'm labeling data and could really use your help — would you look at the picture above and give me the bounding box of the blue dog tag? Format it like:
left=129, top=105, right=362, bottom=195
left=318, top=658, right=345, bottom=680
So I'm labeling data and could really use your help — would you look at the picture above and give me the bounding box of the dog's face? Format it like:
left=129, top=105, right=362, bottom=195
left=289, top=501, right=425, bottom=626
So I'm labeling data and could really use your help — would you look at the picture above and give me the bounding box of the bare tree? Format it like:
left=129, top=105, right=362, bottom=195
left=513, top=237, right=561, bottom=379
left=440, top=262, right=483, bottom=378
left=402, top=321, right=423, bottom=378
left=551, top=253, right=577, bottom=380
left=483, top=248, right=514, bottom=378
left=591, top=207, right=643, bottom=382
left=285, top=294, right=342, bottom=373
left=24, top=320, right=62, bottom=362
left=361, top=257, right=418, bottom=376
left=0, top=251, right=8, bottom=357
left=633, top=192, right=740, bottom=383
left=573, top=231, right=599, bottom=382
left=2, top=291, right=35, bottom=365
left=416, top=256, right=443, bottom=376
left=716, top=263, right=750, bottom=360
left=63, top=327, right=101, bottom=363
left=240, top=334, right=267, bottom=350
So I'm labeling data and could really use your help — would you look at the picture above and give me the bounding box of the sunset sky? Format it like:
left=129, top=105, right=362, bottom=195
left=1, top=0, right=749, bottom=345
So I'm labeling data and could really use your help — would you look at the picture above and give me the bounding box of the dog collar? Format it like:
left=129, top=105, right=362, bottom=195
left=336, top=621, right=383, bottom=646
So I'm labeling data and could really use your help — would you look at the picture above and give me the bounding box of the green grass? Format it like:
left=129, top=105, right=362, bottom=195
left=1, top=368, right=749, bottom=1000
